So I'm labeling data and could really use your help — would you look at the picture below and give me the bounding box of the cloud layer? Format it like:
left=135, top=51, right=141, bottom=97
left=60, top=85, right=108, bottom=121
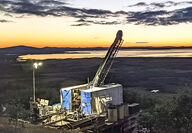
left=128, top=1, right=192, bottom=9
left=1, top=0, right=192, bottom=26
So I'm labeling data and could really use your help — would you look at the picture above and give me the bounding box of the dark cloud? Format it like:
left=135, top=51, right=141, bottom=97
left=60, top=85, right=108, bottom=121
left=128, top=1, right=192, bottom=9
left=128, top=2, right=147, bottom=7
left=127, top=6, right=192, bottom=26
left=91, top=21, right=121, bottom=25
left=127, top=1, right=192, bottom=26
left=169, top=7, right=192, bottom=24
left=3, top=13, right=13, bottom=17
left=0, top=0, right=112, bottom=17
left=1, top=0, right=192, bottom=26
left=74, top=18, right=121, bottom=26
left=136, top=42, right=149, bottom=44
left=0, top=0, right=118, bottom=26
left=71, top=23, right=90, bottom=26
left=127, top=10, right=171, bottom=26
left=38, top=0, right=67, bottom=5
left=151, top=3, right=167, bottom=8
left=0, top=19, right=13, bottom=23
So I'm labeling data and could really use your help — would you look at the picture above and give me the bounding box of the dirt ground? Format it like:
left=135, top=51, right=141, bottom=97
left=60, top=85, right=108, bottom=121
left=0, top=117, right=81, bottom=133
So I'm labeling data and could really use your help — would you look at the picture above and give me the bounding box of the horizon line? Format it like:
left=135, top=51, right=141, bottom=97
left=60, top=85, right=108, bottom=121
left=2, top=45, right=192, bottom=49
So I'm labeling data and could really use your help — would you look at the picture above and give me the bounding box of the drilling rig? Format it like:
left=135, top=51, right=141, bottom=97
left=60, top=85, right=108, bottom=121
left=30, top=30, right=140, bottom=133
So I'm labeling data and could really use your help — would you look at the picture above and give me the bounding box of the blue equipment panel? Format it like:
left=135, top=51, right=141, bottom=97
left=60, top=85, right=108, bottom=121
left=81, top=91, right=91, bottom=114
left=61, top=89, right=71, bottom=110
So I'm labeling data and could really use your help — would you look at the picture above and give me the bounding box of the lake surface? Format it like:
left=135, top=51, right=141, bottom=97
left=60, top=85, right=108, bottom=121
left=18, top=49, right=192, bottom=60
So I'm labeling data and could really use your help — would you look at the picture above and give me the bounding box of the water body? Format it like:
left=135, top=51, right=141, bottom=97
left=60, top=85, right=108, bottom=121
left=18, top=49, right=192, bottom=60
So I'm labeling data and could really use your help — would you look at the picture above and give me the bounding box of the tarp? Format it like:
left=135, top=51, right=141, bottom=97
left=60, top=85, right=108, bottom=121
left=81, top=91, right=91, bottom=114
left=61, top=89, right=71, bottom=110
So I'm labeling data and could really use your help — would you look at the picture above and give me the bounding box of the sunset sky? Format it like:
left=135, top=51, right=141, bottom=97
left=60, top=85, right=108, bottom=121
left=1, top=0, right=192, bottom=48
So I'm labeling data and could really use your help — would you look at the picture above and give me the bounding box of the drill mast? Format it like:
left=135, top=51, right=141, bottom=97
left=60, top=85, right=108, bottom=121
left=89, top=30, right=123, bottom=87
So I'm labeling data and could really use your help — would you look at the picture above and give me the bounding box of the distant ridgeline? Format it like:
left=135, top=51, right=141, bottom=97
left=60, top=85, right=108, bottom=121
left=1, top=45, right=192, bottom=55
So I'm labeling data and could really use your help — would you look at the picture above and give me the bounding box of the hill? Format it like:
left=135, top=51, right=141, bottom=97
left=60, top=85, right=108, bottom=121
left=1, top=45, right=192, bottom=55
